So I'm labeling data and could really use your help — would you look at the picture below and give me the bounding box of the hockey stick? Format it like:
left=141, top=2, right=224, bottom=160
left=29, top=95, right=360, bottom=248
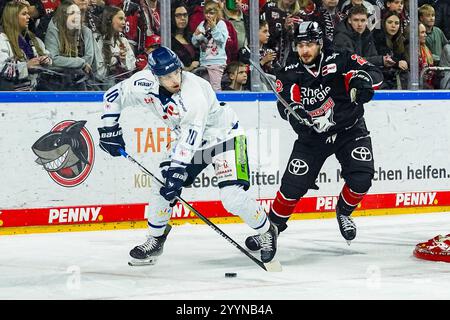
left=248, top=59, right=314, bottom=127
left=118, top=148, right=282, bottom=272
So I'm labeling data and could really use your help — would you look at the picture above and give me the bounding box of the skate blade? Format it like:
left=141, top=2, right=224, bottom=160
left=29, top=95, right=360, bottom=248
left=263, top=259, right=282, bottom=272
left=128, top=257, right=159, bottom=266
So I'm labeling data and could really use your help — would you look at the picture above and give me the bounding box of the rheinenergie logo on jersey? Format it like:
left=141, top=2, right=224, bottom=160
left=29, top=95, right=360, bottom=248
left=31, top=120, right=95, bottom=187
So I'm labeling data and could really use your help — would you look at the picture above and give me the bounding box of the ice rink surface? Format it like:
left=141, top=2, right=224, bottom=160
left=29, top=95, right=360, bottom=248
left=0, top=212, right=449, bottom=300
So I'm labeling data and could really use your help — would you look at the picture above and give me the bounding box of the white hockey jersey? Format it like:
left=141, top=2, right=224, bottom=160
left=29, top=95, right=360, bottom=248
left=101, top=70, right=243, bottom=164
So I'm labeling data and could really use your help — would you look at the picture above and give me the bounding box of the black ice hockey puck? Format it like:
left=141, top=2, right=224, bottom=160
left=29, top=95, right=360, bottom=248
left=225, top=272, right=237, bottom=278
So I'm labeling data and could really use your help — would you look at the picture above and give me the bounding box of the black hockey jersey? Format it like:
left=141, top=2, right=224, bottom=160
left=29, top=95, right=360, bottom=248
left=275, top=49, right=383, bottom=136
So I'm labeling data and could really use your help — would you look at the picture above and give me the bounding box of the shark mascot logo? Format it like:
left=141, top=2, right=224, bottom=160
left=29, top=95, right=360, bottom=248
left=31, top=120, right=95, bottom=187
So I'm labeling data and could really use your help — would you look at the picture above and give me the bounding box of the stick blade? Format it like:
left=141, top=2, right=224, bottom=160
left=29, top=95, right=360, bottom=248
left=263, top=259, right=282, bottom=272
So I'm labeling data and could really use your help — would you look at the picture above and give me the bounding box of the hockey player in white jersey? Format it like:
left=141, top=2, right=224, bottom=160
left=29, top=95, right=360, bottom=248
left=98, top=46, right=278, bottom=266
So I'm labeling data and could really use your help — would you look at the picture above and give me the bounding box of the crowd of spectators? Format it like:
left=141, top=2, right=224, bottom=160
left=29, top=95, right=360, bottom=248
left=0, top=0, right=449, bottom=91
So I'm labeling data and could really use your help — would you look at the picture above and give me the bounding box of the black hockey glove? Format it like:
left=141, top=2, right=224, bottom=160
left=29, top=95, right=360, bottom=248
left=98, top=124, right=125, bottom=157
left=160, top=166, right=188, bottom=202
left=286, top=103, right=314, bottom=127
left=349, top=71, right=374, bottom=105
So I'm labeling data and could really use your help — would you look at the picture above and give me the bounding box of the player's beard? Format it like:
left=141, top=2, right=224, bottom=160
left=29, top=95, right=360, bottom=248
left=300, top=47, right=322, bottom=66
left=301, top=53, right=320, bottom=66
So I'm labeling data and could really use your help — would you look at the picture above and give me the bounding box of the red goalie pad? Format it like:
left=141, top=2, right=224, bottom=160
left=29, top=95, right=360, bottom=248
left=413, top=234, right=450, bottom=263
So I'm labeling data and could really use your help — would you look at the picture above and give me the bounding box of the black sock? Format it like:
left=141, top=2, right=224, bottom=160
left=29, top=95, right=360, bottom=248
left=336, top=196, right=356, bottom=216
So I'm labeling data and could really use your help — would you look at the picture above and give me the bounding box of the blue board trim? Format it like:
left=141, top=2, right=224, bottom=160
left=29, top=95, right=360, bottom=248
left=1, top=90, right=450, bottom=103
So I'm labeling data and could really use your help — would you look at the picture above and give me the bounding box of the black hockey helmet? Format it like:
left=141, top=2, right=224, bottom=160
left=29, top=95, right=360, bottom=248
left=295, top=21, right=323, bottom=44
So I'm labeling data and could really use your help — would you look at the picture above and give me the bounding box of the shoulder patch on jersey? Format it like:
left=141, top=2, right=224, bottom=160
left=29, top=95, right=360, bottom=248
left=324, top=52, right=339, bottom=62
left=133, top=78, right=154, bottom=88
left=285, top=63, right=299, bottom=71
left=322, top=63, right=337, bottom=76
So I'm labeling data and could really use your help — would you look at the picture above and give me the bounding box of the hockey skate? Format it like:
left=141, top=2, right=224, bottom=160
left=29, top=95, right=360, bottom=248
left=245, top=223, right=278, bottom=262
left=336, top=211, right=357, bottom=245
left=259, top=223, right=278, bottom=263
left=245, top=234, right=263, bottom=252
left=128, top=224, right=172, bottom=266
left=245, top=223, right=286, bottom=252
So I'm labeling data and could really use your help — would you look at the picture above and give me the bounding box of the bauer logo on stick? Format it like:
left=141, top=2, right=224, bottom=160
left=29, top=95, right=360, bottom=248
left=31, top=120, right=95, bottom=187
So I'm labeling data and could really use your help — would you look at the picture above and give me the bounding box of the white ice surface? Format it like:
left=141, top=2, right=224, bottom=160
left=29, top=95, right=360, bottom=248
left=0, top=212, right=449, bottom=300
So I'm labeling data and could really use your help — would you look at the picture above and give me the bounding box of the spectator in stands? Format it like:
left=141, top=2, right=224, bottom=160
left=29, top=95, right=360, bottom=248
left=192, top=0, right=229, bottom=91
left=419, top=4, right=449, bottom=65
left=217, top=0, right=239, bottom=63
left=239, top=0, right=267, bottom=14
left=435, top=0, right=450, bottom=40
left=223, top=0, right=249, bottom=50
left=383, top=0, right=405, bottom=15
left=34, top=0, right=61, bottom=40
left=262, top=0, right=319, bottom=68
left=418, top=21, right=435, bottom=89
left=97, top=5, right=136, bottom=84
left=86, top=0, right=105, bottom=35
left=333, top=5, right=395, bottom=68
left=144, top=33, right=160, bottom=53
left=73, top=0, right=101, bottom=33
left=438, top=43, right=450, bottom=88
left=74, top=0, right=88, bottom=20
left=261, top=0, right=300, bottom=68
left=373, top=11, right=409, bottom=89
left=238, top=19, right=278, bottom=74
left=1, top=0, right=46, bottom=35
left=43, top=0, right=96, bottom=90
left=384, top=0, right=403, bottom=15
left=144, top=0, right=160, bottom=35
left=339, top=0, right=378, bottom=30
left=383, top=0, right=409, bottom=38
left=222, top=61, right=248, bottom=91
left=188, top=0, right=239, bottom=64
left=171, top=1, right=200, bottom=72
left=187, top=0, right=205, bottom=32
left=298, top=0, right=318, bottom=19
left=317, top=0, right=346, bottom=47
left=135, top=33, right=160, bottom=70
left=135, top=0, right=160, bottom=55
left=79, top=0, right=106, bottom=90
left=104, top=0, right=156, bottom=55
left=0, top=1, right=51, bottom=91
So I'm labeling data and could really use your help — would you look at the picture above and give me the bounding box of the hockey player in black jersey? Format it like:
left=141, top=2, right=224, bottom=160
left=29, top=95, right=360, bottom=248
left=246, top=21, right=383, bottom=250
